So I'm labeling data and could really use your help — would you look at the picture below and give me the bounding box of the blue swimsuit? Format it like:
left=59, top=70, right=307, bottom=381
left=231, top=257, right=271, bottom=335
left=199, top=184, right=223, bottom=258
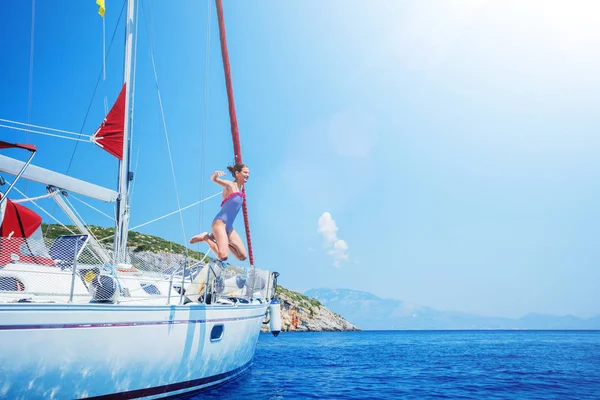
left=213, top=192, right=244, bottom=233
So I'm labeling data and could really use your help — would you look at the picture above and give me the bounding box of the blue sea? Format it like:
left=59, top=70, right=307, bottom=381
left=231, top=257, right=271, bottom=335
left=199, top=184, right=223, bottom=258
left=191, top=331, right=600, bottom=399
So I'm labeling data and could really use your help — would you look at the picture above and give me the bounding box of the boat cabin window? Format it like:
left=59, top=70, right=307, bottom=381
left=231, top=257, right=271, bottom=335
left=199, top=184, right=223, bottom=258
left=210, top=324, right=224, bottom=342
left=0, top=277, right=25, bottom=292
left=140, top=283, right=161, bottom=295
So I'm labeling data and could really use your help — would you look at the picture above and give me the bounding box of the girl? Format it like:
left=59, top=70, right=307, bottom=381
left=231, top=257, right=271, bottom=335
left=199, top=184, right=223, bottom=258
left=190, top=163, right=249, bottom=261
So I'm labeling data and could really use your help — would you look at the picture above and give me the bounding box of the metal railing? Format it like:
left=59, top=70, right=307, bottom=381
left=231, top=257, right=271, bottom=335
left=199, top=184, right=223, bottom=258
left=0, top=236, right=274, bottom=305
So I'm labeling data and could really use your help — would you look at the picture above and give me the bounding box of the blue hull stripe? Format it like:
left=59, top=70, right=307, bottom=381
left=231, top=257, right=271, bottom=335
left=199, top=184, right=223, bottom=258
left=0, top=313, right=265, bottom=331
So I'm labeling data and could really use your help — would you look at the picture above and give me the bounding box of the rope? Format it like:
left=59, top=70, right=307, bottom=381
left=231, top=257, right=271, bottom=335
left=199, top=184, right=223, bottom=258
left=11, top=192, right=57, bottom=203
left=131, top=192, right=220, bottom=231
left=96, top=192, right=221, bottom=243
left=62, top=195, right=107, bottom=262
left=215, top=0, right=255, bottom=265
left=197, top=0, right=212, bottom=251
left=129, top=146, right=141, bottom=201
left=141, top=1, right=189, bottom=252
left=170, top=247, right=213, bottom=282
left=0, top=119, right=90, bottom=138
left=63, top=196, right=92, bottom=235
left=10, top=186, right=75, bottom=234
left=9, top=181, right=106, bottom=265
left=128, top=0, right=141, bottom=178
left=27, top=0, right=35, bottom=138
left=102, top=9, right=107, bottom=115
left=69, top=194, right=116, bottom=221
left=189, top=247, right=213, bottom=268
left=0, top=124, right=90, bottom=142
left=26, top=0, right=36, bottom=196
left=128, top=1, right=148, bottom=205
left=45, top=0, right=126, bottom=239
left=198, top=247, right=212, bottom=265
left=64, top=0, right=127, bottom=176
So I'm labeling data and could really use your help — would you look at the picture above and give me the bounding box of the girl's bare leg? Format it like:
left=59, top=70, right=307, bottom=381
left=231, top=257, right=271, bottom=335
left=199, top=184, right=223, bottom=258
left=190, top=232, right=222, bottom=259
left=227, top=229, right=247, bottom=261
left=189, top=232, right=210, bottom=244
left=211, top=221, right=230, bottom=261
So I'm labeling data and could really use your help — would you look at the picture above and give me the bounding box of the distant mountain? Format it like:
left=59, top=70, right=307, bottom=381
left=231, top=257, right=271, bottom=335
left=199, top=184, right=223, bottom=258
left=304, top=288, right=600, bottom=330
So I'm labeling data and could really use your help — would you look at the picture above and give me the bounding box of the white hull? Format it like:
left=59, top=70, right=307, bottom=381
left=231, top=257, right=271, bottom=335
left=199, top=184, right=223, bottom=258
left=0, top=302, right=268, bottom=399
left=0, top=0, right=277, bottom=397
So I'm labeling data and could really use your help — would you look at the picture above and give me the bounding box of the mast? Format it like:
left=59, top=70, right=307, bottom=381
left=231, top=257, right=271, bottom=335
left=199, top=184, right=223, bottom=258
left=215, top=0, right=255, bottom=266
left=113, top=0, right=135, bottom=264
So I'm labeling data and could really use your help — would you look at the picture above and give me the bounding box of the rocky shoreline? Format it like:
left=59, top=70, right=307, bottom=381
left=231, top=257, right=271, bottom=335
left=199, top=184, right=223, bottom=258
left=261, top=287, right=359, bottom=333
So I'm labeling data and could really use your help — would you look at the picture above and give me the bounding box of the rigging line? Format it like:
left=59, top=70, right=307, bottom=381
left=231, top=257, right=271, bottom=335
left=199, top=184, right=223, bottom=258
left=198, top=0, right=212, bottom=251
left=130, top=192, right=221, bottom=231
left=127, top=84, right=147, bottom=207
left=63, top=195, right=105, bottom=247
left=26, top=0, right=36, bottom=196
left=127, top=1, right=148, bottom=205
left=142, top=1, right=189, bottom=250
left=0, top=119, right=91, bottom=137
left=27, top=0, right=35, bottom=131
left=128, top=145, right=141, bottom=202
left=198, top=247, right=212, bottom=266
left=187, top=258, right=206, bottom=269
left=128, top=0, right=141, bottom=177
left=69, top=194, right=116, bottom=221
left=96, top=192, right=222, bottom=243
left=0, top=124, right=90, bottom=142
left=10, top=186, right=76, bottom=234
left=12, top=192, right=57, bottom=203
left=46, top=0, right=127, bottom=239
left=175, top=247, right=212, bottom=274
left=64, top=0, right=127, bottom=176
left=102, top=9, right=107, bottom=115
left=185, top=253, right=212, bottom=272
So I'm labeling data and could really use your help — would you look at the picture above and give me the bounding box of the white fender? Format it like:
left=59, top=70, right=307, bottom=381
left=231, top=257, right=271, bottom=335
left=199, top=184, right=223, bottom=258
left=269, top=298, right=281, bottom=337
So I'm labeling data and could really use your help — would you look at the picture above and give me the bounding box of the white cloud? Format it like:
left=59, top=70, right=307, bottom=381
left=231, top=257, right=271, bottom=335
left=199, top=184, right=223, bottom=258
left=318, top=212, right=349, bottom=268
left=318, top=212, right=338, bottom=245
left=328, top=239, right=349, bottom=268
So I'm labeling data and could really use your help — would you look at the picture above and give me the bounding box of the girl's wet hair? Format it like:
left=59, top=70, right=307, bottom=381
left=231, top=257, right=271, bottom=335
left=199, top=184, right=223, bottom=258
left=227, top=163, right=247, bottom=176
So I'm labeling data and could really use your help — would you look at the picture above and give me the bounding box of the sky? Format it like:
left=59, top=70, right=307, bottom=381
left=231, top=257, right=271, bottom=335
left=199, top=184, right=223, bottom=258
left=1, top=0, right=599, bottom=319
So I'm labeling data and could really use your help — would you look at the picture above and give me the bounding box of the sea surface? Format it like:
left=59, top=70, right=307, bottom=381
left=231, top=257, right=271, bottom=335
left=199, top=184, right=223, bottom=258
left=189, top=330, right=600, bottom=399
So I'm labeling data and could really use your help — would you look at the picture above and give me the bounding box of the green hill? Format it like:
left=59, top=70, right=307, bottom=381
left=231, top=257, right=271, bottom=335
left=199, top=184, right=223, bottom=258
left=41, top=224, right=214, bottom=262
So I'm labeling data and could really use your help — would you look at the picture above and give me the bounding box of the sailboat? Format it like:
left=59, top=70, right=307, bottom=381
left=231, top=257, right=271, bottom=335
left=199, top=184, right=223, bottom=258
left=0, top=1, right=280, bottom=398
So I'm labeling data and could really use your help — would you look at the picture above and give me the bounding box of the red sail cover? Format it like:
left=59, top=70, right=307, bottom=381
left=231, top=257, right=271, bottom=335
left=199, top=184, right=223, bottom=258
left=92, top=83, right=126, bottom=160
left=0, top=196, right=55, bottom=266
left=0, top=140, right=36, bottom=152
left=0, top=198, right=42, bottom=238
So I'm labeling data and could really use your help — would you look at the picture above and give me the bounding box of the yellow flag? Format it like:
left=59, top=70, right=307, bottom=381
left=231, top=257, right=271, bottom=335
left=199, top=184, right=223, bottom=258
left=96, top=0, right=105, bottom=17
